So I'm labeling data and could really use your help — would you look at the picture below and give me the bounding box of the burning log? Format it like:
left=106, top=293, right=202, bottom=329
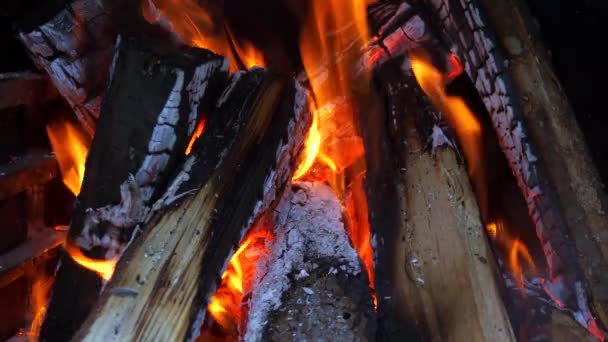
left=17, top=0, right=118, bottom=136
left=363, top=65, right=515, bottom=340
left=247, top=182, right=376, bottom=341
left=40, top=36, right=229, bottom=340
left=472, top=0, right=608, bottom=331
left=70, top=70, right=310, bottom=340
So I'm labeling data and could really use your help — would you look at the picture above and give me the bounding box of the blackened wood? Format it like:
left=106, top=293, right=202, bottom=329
left=17, top=0, right=117, bottom=136
left=363, top=64, right=514, bottom=341
left=40, top=37, right=228, bottom=341
left=72, top=70, right=310, bottom=341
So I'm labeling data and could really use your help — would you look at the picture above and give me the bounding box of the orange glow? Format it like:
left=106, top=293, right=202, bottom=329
left=207, top=226, right=274, bottom=333
left=64, top=241, right=117, bottom=280
left=142, top=0, right=265, bottom=71
left=410, top=52, right=487, bottom=217
left=28, top=274, right=53, bottom=340
left=487, top=220, right=537, bottom=294
left=185, top=116, right=206, bottom=156
left=294, top=0, right=376, bottom=309
left=47, top=120, right=89, bottom=196
left=510, top=239, right=536, bottom=293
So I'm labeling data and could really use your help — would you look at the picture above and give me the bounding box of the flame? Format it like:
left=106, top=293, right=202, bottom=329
left=487, top=220, right=537, bottom=294
left=410, top=53, right=484, bottom=212
left=28, top=274, right=53, bottom=340
left=47, top=120, right=89, bottom=196
left=185, top=116, right=207, bottom=155
left=294, top=0, right=376, bottom=307
left=64, top=241, right=117, bottom=280
left=142, top=0, right=264, bottom=71
left=207, top=226, right=274, bottom=333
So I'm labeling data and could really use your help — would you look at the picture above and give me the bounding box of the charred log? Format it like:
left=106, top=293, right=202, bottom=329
left=71, top=70, right=310, bottom=341
left=17, top=0, right=118, bottom=136
left=40, top=36, right=229, bottom=341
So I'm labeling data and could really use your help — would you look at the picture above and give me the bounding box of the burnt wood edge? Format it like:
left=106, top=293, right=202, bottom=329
left=39, top=37, right=228, bottom=341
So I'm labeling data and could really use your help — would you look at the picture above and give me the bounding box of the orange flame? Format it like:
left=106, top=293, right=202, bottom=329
left=410, top=52, right=487, bottom=218
left=207, top=226, right=274, bottom=333
left=47, top=120, right=89, bottom=196
left=28, top=274, right=53, bottom=340
left=486, top=220, right=537, bottom=294
left=64, top=241, right=117, bottom=280
left=294, top=0, right=376, bottom=307
left=185, top=116, right=207, bottom=156
left=142, top=0, right=264, bottom=71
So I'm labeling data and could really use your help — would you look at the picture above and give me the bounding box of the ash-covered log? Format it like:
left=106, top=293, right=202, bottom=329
left=40, top=36, right=229, bottom=341
left=363, top=64, right=514, bottom=341
left=248, top=182, right=375, bottom=341
left=72, top=70, right=311, bottom=341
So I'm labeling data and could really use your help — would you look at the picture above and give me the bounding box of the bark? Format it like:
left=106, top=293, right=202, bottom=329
left=250, top=182, right=375, bottom=342
left=40, top=37, right=229, bottom=341
left=363, top=65, right=514, bottom=341
left=72, top=70, right=311, bottom=341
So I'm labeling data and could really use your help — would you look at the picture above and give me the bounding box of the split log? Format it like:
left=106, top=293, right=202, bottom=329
left=250, top=182, right=375, bottom=341
left=72, top=70, right=311, bottom=341
left=17, top=0, right=118, bottom=136
left=473, top=0, right=608, bottom=331
left=424, top=0, right=608, bottom=334
left=363, top=64, right=515, bottom=341
left=40, top=36, right=229, bottom=341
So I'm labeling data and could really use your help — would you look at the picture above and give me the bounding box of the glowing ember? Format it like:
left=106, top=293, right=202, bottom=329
left=64, top=241, right=117, bottom=280
left=206, top=226, right=274, bottom=335
left=185, top=116, right=207, bottom=155
left=47, top=120, right=89, bottom=196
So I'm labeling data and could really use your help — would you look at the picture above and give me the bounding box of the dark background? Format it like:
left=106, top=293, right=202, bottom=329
left=526, top=0, right=608, bottom=186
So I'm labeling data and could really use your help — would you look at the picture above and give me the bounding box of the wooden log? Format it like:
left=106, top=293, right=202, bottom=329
left=425, top=0, right=608, bottom=335
left=40, top=36, right=229, bottom=341
left=0, top=150, right=58, bottom=201
left=0, top=72, right=58, bottom=110
left=72, top=70, right=310, bottom=341
left=17, top=0, right=119, bottom=136
left=363, top=64, right=514, bottom=341
left=248, top=181, right=375, bottom=341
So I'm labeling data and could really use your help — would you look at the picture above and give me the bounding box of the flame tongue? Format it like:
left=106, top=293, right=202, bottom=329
left=64, top=241, right=117, bottom=280
left=47, top=120, right=89, bottom=196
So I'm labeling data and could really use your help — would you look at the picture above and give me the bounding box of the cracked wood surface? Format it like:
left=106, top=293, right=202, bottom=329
left=39, top=37, right=228, bottom=341
left=72, top=71, right=311, bottom=341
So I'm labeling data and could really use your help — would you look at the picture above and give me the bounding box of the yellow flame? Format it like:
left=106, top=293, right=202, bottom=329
left=64, top=241, right=117, bottom=280
left=47, top=120, right=89, bottom=196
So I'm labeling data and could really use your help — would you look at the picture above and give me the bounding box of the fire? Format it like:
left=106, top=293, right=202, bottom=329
left=64, top=241, right=117, bottom=280
left=28, top=274, right=53, bottom=340
left=486, top=220, right=537, bottom=293
left=294, top=0, right=376, bottom=306
left=142, top=0, right=264, bottom=71
left=47, top=120, right=89, bottom=196
left=410, top=52, right=485, bottom=214
left=206, top=226, right=274, bottom=334
left=411, top=53, right=538, bottom=294
left=185, top=116, right=207, bottom=155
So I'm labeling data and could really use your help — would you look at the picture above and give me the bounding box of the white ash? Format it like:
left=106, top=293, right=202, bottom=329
left=429, top=124, right=455, bottom=155
left=186, top=59, right=228, bottom=135
left=76, top=175, right=149, bottom=258
left=244, top=182, right=361, bottom=342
